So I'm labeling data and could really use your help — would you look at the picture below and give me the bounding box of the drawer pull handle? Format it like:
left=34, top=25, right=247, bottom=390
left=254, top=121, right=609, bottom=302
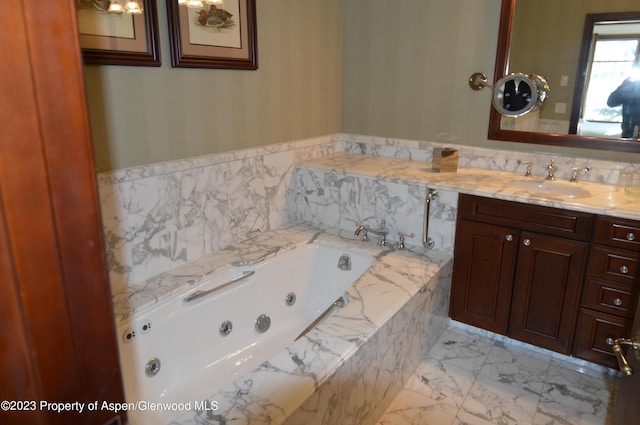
left=626, top=232, right=636, bottom=241
left=614, top=298, right=623, bottom=306
left=523, top=239, right=531, bottom=246
left=620, top=265, right=629, bottom=274
left=606, top=337, right=614, bottom=346
left=506, top=234, right=513, bottom=242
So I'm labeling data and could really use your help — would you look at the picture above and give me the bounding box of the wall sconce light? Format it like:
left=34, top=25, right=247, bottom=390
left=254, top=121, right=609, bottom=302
left=107, top=0, right=143, bottom=14
left=177, top=0, right=224, bottom=8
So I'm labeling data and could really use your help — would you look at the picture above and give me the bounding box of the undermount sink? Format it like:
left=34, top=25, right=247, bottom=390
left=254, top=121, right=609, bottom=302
left=508, top=179, right=591, bottom=198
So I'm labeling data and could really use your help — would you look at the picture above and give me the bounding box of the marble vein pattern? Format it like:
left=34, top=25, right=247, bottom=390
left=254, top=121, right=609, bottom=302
left=114, top=224, right=453, bottom=425
left=285, top=164, right=459, bottom=253
left=100, top=132, right=639, bottom=294
left=377, top=324, right=618, bottom=425
left=294, top=152, right=640, bottom=221
left=98, top=135, right=340, bottom=292
left=340, top=133, right=640, bottom=186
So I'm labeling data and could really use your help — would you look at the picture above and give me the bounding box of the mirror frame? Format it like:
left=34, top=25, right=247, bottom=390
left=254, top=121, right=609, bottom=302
left=488, top=0, right=640, bottom=153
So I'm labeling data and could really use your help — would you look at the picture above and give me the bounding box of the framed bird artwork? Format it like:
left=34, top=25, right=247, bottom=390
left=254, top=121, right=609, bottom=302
left=167, top=0, right=258, bottom=70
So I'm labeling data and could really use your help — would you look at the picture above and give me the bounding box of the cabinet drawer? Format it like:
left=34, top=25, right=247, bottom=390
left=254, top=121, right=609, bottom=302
left=582, top=277, right=638, bottom=318
left=587, top=246, right=640, bottom=284
left=593, top=216, right=640, bottom=252
left=573, top=309, right=633, bottom=369
left=458, top=195, right=592, bottom=241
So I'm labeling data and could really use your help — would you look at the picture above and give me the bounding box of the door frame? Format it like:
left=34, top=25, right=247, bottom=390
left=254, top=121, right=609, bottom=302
left=0, top=1, right=125, bottom=424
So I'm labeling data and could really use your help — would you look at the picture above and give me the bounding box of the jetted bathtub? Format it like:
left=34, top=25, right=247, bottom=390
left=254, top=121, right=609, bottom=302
left=116, top=241, right=375, bottom=425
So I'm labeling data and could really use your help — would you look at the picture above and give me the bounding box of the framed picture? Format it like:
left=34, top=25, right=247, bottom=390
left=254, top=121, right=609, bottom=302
left=166, top=0, right=258, bottom=70
left=76, top=0, right=161, bottom=66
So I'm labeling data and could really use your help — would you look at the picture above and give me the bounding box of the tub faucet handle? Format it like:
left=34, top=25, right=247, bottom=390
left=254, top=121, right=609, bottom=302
left=354, top=225, right=368, bottom=242
left=397, top=232, right=415, bottom=250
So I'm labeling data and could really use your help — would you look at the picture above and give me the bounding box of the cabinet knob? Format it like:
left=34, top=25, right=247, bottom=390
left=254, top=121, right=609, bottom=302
left=626, top=232, right=636, bottom=241
left=523, top=239, right=531, bottom=246
left=606, top=337, right=614, bottom=346
left=620, top=265, right=629, bottom=274
left=506, top=234, right=514, bottom=242
left=614, top=298, right=623, bottom=306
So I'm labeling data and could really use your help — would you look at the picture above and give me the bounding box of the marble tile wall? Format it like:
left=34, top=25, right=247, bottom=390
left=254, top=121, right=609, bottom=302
left=97, top=135, right=340, bottom=292
left=284, top=167, right=459, bottom=253
left=99, top=132, right=639, bottom=292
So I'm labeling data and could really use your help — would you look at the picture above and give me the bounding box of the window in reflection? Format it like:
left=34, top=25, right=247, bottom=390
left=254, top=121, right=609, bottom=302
left=579, top=24, right=640, bottom=138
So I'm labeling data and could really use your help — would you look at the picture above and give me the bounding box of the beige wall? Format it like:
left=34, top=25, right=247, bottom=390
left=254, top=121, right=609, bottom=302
left=85, top=0, right=343, bottom=172
left=87, top=0, right=640, bottom=172
left=341, top=0, right=640, bottom=162
left=342, top=0, right=502, bottom=148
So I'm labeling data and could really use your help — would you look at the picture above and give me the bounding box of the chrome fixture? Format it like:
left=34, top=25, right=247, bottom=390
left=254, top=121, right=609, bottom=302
left=354, top=225, right=369, bottom=242
left=570, top=166, right=591, bottom=183
left=546, top=160, right=556, bottom=181
left=255, top=314, right=271, bottom=333
left=219, top=320, right=233, bottom=336
left=337, top=254, right=352, bottom=271
left=423, top=189, right=438, bottom=248
left=517, top=160, right=534, bottom=177
left=396, top=232, right=415, bottom=250
left=285, top=292, right=297, bottom=306
left=469, top=72, right=550, bottom=118
left=355, top=221, right=390, bottom=246
left=295, top=293, right=349, bottom=341
left=183, top=270, right=255, bottom=303
left=145, top=357, right=161, bottom=377
left=613, top=330, right=640, bottom=376
left=76, top=0, right=143, bottom=14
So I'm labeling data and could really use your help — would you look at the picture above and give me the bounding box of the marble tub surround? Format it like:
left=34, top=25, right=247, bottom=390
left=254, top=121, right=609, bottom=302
left=98, top=135, right=340, bottom=293
left=99, top=132, right=640, bottom=293
left=286, top=163, right=459, bottom=253
left=113, top=223, right=452, bottom=425
left=294, top=152, right=640, bottom=221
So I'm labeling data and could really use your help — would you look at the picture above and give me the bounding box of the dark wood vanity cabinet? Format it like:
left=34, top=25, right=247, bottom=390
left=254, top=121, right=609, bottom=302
left=573, top=216, right=640, bottom=368
left=451, top=195, right=592, bottom=353
left=451, top=195, right=640, bottom=368
left=509, top=231, right=588, bottom=354
left=449, top=219, right=518, bottom=334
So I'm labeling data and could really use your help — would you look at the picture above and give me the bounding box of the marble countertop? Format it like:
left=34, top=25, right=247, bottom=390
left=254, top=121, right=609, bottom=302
left=298, top=153, right=640, bottom=221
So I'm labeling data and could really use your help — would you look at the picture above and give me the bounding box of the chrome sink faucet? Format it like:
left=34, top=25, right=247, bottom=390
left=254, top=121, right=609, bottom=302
left=546, top=160, right=556, bottom=181
left=355, top=220, right=390, bottom=246
left=570, top=166, right=590, bottom=183
left=517, top=160, right=533, bottom=177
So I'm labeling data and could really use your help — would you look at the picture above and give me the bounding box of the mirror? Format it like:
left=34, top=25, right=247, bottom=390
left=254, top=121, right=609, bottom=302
left=489, top=0, right=640, bottom=153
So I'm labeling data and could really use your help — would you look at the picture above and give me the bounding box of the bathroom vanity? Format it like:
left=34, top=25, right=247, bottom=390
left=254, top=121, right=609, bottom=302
left=450, top=194, right=639, bottom=369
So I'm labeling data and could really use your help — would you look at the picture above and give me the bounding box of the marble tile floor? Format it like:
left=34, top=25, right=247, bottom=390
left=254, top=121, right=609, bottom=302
left=377, top=323, right=619, bottom=425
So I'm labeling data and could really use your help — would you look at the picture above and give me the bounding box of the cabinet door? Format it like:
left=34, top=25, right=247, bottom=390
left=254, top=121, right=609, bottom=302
left=509, top=232, right=588, bottom=353
left=450, top=220, right=518, bottom=334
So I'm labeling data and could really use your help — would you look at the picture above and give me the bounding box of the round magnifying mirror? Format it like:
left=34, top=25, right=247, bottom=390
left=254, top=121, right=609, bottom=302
left=492, top=73, right=550, bottom=117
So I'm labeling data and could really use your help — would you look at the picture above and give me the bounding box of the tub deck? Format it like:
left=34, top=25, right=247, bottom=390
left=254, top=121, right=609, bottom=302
left=112, top=224, right=452, bottom=425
